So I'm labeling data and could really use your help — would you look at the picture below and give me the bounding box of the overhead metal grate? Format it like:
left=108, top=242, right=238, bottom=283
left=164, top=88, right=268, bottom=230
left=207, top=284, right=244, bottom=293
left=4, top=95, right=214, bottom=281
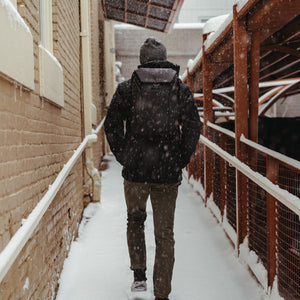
left=101, top=0, right=185, bottom=32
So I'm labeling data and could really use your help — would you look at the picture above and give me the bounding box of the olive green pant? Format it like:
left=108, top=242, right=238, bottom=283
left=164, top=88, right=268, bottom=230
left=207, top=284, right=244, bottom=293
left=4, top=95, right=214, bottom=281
left=124, top=179, right=179, bottom=298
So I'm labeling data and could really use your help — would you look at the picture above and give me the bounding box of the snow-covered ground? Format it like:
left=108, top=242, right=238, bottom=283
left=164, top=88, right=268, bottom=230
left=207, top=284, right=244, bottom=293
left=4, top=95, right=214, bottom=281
left=56, top=154, right=264, bottom=300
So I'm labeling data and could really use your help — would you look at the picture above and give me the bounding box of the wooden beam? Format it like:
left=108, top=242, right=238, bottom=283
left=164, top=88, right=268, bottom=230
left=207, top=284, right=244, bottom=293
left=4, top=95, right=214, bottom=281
left=249, top=30, right=260, bottom=143
left=261, top=44, right=300, bottom=58
left=248, top=0, right=300, bottom=38
left=233, top=5, right=249, bottom=251
left=260, top=57, right=300, bottom=80
left=219, top=134, right=227, bottom=220
left=203, top=46, right=214, bottom=205
left=266, top=156, right=279, bottom=290
left=262, top=15, right=300, bottom=45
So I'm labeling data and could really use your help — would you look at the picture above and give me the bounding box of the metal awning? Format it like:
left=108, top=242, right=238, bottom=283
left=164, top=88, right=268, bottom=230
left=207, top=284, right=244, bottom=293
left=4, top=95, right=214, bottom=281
left=100, top=0, right=184, bottom=32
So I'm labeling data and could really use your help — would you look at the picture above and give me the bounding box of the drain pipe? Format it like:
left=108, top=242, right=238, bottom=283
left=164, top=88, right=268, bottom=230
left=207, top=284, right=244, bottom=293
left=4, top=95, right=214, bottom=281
left=80, top=0, right=101, bottom=202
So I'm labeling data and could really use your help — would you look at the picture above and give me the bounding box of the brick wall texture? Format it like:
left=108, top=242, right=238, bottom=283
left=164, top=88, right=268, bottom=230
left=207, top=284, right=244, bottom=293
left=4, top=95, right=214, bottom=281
left=91, top=0, right=104, bottom=172
left=0, top=1, right=106, bottom=299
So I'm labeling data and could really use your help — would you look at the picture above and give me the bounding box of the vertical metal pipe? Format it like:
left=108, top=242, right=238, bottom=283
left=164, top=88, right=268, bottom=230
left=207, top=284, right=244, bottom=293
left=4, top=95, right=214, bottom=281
left=266, top=156, right=279, bottom=289
left=202, top=46, right=214, bottom=205
left=80, top=0, right=101, bottom=202
left=233, top=5, right=248, bottom=250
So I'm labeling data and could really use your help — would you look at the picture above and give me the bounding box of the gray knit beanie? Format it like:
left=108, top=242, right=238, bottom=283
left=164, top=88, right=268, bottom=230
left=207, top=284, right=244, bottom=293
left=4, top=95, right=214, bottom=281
left=139, top=38, right=167, bottom=65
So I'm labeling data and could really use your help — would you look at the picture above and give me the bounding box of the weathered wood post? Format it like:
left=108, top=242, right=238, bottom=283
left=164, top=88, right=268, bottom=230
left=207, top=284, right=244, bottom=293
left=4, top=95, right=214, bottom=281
left=233, top=5, right=249, bottom=251
left=202, top=44, right=214, bottom=206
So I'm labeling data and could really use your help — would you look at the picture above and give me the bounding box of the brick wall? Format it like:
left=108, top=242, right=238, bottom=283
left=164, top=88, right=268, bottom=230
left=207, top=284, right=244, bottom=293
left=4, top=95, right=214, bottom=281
left=91, top=0, right=104, bottom=172
left=0, top=0, right=105, bottom=298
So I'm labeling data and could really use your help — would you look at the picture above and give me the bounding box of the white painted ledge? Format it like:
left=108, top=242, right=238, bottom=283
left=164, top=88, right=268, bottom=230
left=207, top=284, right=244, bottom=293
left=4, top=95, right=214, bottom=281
left=0, top=0, right=34, bottom=90
left=39, top=45, right=64, bottom=107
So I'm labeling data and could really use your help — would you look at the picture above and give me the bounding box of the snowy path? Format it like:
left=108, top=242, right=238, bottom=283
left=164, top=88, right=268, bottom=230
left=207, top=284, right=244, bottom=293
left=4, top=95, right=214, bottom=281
left=56, top=154, right=263, bottom=300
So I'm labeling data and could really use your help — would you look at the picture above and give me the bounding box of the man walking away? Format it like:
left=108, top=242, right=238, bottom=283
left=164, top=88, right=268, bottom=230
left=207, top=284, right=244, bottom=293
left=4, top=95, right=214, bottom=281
left=104, top=37, right=201, bottom=300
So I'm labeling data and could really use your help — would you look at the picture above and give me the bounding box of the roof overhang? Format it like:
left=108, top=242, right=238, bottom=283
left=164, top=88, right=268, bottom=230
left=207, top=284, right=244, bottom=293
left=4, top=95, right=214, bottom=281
left=100, top=0, right=185, bottom=32
left=182, top=0, right=300, bottom=98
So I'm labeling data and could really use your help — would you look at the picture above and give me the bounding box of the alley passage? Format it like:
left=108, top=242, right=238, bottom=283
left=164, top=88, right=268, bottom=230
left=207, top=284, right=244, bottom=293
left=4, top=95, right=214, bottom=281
left=56, top=155, right=263, bottom=300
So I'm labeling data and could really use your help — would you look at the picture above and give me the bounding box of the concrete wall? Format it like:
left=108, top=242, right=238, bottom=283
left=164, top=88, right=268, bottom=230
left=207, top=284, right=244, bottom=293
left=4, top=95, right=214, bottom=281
left=0, top=0, right=106, bottom=299
left=114, top=23, right=203, bottom=80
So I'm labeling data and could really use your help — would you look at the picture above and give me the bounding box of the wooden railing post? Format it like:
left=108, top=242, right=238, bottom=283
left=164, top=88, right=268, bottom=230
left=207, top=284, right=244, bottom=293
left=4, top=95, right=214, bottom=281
left=249, top=30, right=260, bottom=144
left=248, top=30, right=261, bottom=254
left=233, top=5, right=249, bottom=251
left=202, top=45, right=214, bottom=205
left=219, top=134, right=227, bottom=220
left=266, top=156, right=279, bottom=289
left=186, top=67, right=193, bottom=92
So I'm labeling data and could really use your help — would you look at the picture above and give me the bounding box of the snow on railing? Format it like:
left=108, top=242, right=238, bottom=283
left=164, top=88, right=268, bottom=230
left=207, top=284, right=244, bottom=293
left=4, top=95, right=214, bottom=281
left=92, top=117, right=106, bottom=135
left=199, top=134, right=300, bottom=217
left=207, top=121, right=300, bottom=172
left=0, top=118, right=106, bottom=284
left=207, top=121, right=235, bottom=139
left=240, top=135, right=300, bottom=171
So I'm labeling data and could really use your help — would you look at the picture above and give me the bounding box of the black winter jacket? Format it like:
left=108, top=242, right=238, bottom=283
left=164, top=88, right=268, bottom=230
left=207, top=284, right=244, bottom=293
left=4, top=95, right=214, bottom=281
left=104, top=61, right=201, bottom=184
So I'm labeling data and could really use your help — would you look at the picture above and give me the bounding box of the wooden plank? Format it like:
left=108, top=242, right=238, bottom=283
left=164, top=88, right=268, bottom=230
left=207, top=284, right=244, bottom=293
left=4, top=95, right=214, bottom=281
left=233, top=5, right=249, bottom=251
left=249, top=30, right=260, bottom=143
left=248, top=0, right=300, bottom=38
left=203, top=48, right=214, bottom=205
left=266, top=156, right=279, bottom=289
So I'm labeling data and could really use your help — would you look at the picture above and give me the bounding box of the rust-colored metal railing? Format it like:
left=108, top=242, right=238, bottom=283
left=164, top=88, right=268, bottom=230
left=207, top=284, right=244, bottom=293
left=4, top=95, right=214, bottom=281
left=182, top=0, right=299, bottom=297
left=187, top=121, right=300, bottom=298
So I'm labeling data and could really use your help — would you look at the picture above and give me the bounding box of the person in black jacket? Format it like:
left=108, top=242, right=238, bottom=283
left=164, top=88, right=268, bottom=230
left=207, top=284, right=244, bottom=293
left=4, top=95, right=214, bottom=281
left=104, top=38, right=201, bottom=300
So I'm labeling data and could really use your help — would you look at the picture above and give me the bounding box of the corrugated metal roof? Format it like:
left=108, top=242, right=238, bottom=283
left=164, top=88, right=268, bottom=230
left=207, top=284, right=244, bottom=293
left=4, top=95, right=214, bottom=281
left=101, top=0, right=185, bottom=32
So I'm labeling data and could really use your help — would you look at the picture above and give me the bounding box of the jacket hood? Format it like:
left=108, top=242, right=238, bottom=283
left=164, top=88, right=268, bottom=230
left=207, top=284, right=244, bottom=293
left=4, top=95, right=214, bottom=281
left=138, top=60, right=180, bottom=75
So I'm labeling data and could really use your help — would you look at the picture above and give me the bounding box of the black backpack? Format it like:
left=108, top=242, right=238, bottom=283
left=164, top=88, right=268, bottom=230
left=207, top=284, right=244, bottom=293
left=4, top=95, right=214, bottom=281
left=130, top=67, right=180, bottom=140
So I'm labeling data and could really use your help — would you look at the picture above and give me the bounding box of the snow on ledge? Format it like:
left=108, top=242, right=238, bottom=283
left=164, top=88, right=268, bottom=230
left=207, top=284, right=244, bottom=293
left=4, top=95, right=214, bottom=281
left=0, top=0, right=31, bottom=33
left=203, top=14, right=230, bottom=35
left=189, top=48, right=203, bottom=73
left=207, top=194, right=222, bottom=223
left=239, top=238, right=268, bottom=290
left=221, top=208, right=237, bottom=247
left=0, top=0, right=34, bottom=90
left=204, top=13, right=233, bottom=51
left=234, top=0, right=250, bottom=12
left=187, top=175, right=205, bottom=200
